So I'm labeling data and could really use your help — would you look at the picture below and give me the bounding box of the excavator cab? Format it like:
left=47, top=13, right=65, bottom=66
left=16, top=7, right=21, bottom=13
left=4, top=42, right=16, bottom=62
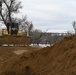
left=3, top=22, right=22, bottom=36
left=0, top=22, right=30, bottom=46
left=6, top=23, right=19, bottom=35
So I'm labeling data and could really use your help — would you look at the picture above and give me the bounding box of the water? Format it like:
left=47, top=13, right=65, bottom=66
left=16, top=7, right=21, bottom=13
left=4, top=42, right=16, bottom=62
left=30, top=44, right=51, bottom=48
left=2, top=44, right=51, bottom=47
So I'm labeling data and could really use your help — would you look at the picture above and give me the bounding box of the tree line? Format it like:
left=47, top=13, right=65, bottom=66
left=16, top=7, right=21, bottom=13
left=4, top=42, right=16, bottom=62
left=0, top=0, right=33, bottom=32
left=30, top=29, right=71, bottom=46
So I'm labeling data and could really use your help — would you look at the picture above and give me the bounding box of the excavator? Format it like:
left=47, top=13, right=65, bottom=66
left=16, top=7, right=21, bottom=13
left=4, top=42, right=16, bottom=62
left=0, top=22, right=30, bottom=46
left=0, top=0, right=30, bottom=46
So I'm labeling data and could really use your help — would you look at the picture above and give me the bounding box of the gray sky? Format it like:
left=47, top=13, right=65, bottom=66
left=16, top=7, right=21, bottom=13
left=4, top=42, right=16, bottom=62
left=20, top=0, right=76, bottom=33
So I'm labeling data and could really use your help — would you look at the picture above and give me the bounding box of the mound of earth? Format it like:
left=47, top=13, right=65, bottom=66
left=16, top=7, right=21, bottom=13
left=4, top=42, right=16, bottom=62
left=1, top=35, right=76, bottom=75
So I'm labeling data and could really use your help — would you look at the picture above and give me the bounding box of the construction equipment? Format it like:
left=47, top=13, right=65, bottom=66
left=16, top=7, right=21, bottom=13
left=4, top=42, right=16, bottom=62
left=0, top=22, right=30, bottom=46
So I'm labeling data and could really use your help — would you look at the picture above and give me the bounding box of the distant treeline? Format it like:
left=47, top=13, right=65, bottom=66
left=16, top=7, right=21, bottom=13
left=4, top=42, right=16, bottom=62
left=30, top=31, right=73, bottom=46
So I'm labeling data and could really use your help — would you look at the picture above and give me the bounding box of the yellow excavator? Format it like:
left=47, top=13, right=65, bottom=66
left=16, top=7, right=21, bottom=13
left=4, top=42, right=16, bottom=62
left=0, top=22, right=30, bottom=46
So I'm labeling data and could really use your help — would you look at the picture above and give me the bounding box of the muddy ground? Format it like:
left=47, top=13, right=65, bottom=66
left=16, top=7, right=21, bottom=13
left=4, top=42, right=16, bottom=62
left=0, top=46, right=40, bottom=75
left=0, top=35, right=76, bottom=75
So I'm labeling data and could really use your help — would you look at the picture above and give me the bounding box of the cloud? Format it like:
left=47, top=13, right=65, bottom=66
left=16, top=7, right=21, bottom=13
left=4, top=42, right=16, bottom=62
left=21, top=0, right=76, bottom=32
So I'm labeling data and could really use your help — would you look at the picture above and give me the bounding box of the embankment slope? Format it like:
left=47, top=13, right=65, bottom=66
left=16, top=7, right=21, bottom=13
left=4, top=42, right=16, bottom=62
left=1, top=35, right=76, bottom=75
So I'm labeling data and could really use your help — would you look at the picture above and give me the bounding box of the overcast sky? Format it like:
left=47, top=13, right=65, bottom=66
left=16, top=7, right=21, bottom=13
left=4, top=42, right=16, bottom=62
left=20, top=0, right=76, bottom=33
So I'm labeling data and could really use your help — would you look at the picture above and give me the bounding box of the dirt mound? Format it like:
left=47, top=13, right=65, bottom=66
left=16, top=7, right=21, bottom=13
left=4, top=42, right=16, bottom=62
left=0, top=36, right=30, bottom=46
left=1, top=35, right=76, bottom=75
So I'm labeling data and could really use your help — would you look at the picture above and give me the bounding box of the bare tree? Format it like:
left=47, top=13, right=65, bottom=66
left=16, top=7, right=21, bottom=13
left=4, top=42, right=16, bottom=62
left=30, top=29, right=42, bottom=46
left=19, top=16, right=33, bottom=36
left=73, top=21, right=76, bottom=34
left=0, top=0, right=22, bottom=28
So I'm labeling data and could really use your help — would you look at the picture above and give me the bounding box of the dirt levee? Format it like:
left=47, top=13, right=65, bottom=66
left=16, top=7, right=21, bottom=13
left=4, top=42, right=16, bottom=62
left=1, top=35, right=76, bottom=75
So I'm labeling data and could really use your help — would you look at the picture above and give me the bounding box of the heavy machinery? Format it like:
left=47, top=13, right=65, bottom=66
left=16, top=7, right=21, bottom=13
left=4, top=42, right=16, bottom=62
left=0, top=22, right=30, bottom=46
